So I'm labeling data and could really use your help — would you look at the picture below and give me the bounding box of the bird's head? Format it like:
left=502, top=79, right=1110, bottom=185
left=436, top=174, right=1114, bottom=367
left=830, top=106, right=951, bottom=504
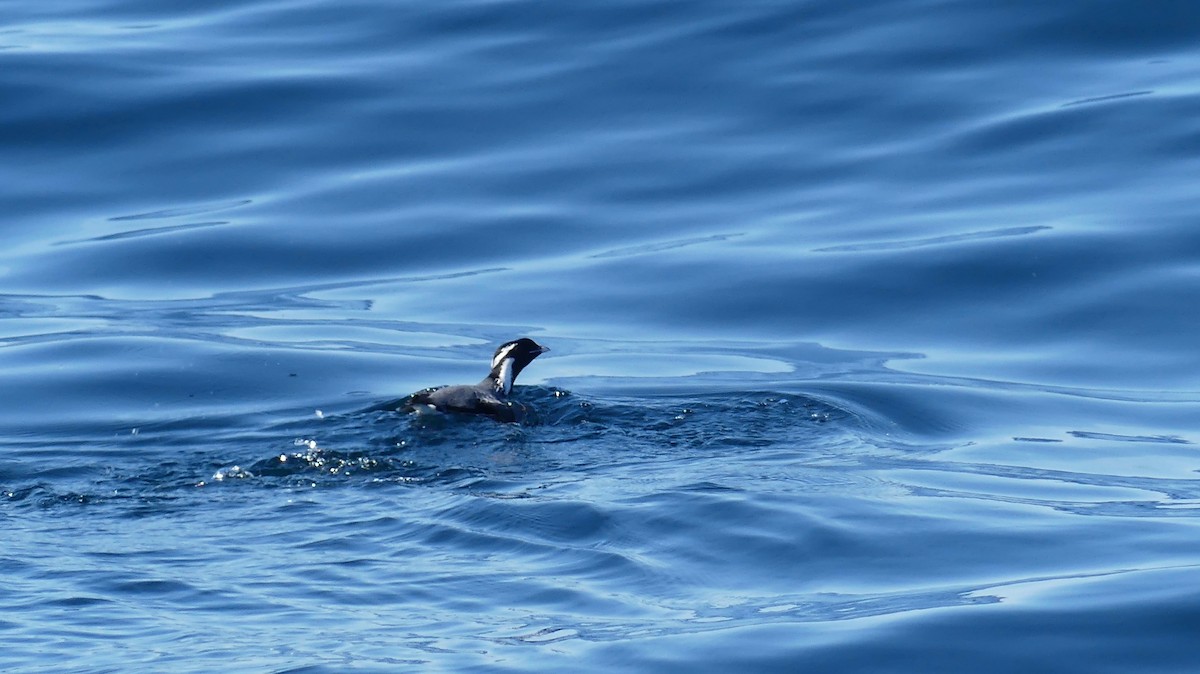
left=488, top=337, right=549, bottom=395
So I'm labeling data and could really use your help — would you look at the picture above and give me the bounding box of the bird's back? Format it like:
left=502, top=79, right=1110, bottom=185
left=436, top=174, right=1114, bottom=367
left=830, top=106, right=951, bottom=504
left=408, top=384, right=519, bottom=422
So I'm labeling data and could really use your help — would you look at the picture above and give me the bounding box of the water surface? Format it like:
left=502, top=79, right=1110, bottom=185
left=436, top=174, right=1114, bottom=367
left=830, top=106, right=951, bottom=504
left=3, top=1, right=1200, bottom=672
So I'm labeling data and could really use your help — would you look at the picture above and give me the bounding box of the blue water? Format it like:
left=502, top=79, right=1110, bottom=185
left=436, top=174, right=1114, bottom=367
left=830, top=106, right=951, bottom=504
left=3, top=1, right=1200, bottom=671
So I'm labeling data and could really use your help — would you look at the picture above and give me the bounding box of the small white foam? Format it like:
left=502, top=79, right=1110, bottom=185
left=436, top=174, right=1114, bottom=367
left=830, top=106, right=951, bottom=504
left=211, top=465, right=253, bottom=481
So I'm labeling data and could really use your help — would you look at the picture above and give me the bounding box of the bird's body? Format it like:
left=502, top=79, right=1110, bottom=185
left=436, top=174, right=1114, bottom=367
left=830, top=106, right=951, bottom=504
left=405, top=338, right=549, bottom=422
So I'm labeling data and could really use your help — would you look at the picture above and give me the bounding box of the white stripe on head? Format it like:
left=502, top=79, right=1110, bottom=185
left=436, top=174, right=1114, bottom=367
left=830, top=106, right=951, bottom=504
left=497, top=358, right=515, bottom=395
left=492, top=342, right=518, bottom=370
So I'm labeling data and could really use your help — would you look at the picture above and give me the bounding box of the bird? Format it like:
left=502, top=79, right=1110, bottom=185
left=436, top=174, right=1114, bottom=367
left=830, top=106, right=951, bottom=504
left=404, top=337, right=550, bottom=422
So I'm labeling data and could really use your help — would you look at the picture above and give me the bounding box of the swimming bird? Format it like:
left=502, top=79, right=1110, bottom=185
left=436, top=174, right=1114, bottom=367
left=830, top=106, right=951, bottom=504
left=405, top=337, right=550, bottom=422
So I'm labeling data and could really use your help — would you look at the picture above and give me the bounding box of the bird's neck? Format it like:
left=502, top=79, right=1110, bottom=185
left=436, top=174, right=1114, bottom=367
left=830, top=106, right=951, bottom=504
left=484, top=357, right=516, bottom=395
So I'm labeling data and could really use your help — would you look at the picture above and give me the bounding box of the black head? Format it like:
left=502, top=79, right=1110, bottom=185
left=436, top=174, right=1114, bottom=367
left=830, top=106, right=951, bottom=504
left=486, top=337, right=549, bottom=394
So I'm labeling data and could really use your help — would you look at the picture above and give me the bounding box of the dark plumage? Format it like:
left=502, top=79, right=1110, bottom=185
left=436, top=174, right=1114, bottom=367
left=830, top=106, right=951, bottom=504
left=406, top=337, right=549, bottom=422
